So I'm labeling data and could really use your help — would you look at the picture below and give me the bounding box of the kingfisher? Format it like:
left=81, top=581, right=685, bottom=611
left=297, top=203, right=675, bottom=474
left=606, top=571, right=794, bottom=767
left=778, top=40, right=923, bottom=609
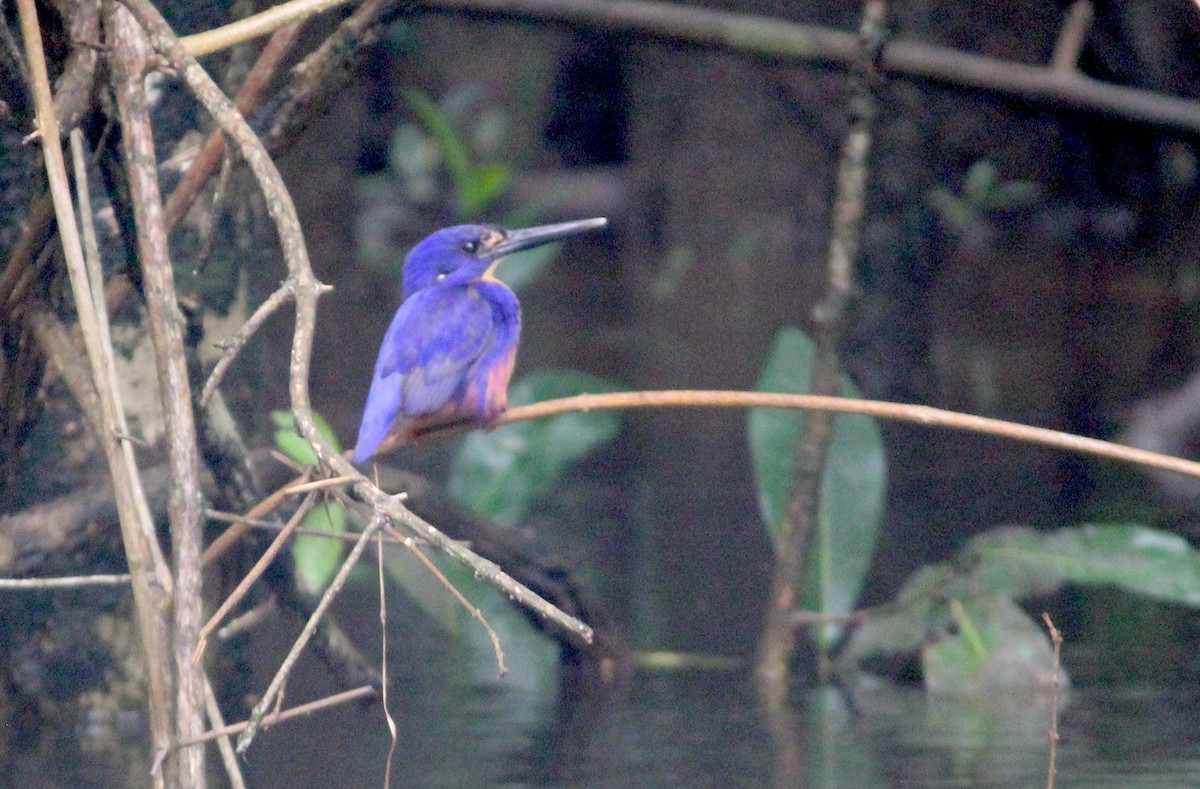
left=352, top=218, right=608, bottom=463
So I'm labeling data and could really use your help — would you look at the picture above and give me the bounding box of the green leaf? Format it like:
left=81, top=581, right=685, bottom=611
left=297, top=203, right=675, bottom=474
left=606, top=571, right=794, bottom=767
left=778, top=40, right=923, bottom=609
left=405, top=88, right=474, bottom=206
left=382, top=548, right=465, bottom=637
left=462, top=161, right=512, bottom=219
left=494, top=243, right=559, bottom=293
left=292, top=500, right=347, bottom=595
left=748, top=327, right=887, bottom=648
left=271, top=410, right=340, bottom=466
left=921, top=595, right=1061, bottom=694
left=967, top=524, right=1200, bottom=606
left=448, top=370, right=623, bottom=525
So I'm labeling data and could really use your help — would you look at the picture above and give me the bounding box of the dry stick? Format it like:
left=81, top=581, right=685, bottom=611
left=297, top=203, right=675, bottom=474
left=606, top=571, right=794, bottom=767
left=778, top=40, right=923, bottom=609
left=1042, top=613, right=1064, bottom=789
left=391, top=526, right=508, bottom=675
left=377, top=534, right=398, bottom=789
left=119, top=0, right=592, bottom=656
left=68, top=125, right=169, bottom=583
left=177, top=685, right=377, bottom=747
left=195, top=492, right=319, bottom=661
left=104, top=21, right=303, bottom=328
left=0, top=574, right=132, bottom=589
left=207, top=506, right=417, bottom=546
left=216, top=595, right=277, bottom=640
left=1051, top=0, right=1093, bottom=74
left=200, top=287, right=293, bottom=406
left=418, top=0, right=1200, bottom=134
left=203, top=680, right=247, bottom=789
left=236, top=513, right=388, bottom=753
left=201, top=468, right=312, bottom=567
left=181, top=0, right=357, bottom=56
left=759, top=0, right=883, bottom=696
left=499, top=391, right=1200, bottom=481
left=17, top=4, right=175, bottom=785
left=106, top=8, right=208, bottom=783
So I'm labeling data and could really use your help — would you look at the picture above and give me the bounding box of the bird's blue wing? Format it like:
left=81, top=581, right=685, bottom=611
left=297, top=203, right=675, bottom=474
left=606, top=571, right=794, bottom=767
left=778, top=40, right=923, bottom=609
left=352, top=288, right=493, bottom=462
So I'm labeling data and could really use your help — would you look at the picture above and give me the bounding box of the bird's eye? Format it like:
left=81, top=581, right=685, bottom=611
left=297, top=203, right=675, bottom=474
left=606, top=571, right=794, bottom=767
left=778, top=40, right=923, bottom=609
left=435, top=272, right=447, bottom=281
left=461, top=239, right=480, bottom=254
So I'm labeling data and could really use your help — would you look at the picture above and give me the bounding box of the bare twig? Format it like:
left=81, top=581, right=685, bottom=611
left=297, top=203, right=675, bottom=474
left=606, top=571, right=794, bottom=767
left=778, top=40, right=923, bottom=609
left=236, top=513, right=387, bottom=753
left=203, top=679, right=247, bottom=789
left=1042, top=612, right=1063, bottom=789
left=498, top=390, right=1200, bottom=481
left=163, top=22, right=304, bottom=233
left=201, top=468, right=312, bottom=567
left=21, top=4, right=175, bottom=784
left=377, top=534, right=397, bottom=789
left=180, top=0, right=358, bottom=56
left=199, top=287, right=293, bottom=406
left=195, top=493, right=318, bottom=660
left=417, top=0, right=1200, bottom=133
left=757, top=0, right=884, bottom=697
left=177, top=684, right=377, bottom=747
left=0, top=573, right=132, bottom=588
left=216, top=595, right=278, bottom=640
left=399, top=535, right=508, bottom=676
left=1051, top=1, right=1093, bottom=74
left=106, top=7, right=207, bottom=782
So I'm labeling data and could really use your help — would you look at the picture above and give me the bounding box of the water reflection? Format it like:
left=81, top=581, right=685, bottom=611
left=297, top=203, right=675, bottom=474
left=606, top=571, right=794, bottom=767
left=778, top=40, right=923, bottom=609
left=246, top=654, right=1200, bottom=788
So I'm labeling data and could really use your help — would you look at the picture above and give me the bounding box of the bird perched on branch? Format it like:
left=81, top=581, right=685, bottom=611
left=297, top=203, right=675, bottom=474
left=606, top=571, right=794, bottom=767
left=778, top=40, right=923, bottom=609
left=352, top=218, right=608, bottom=463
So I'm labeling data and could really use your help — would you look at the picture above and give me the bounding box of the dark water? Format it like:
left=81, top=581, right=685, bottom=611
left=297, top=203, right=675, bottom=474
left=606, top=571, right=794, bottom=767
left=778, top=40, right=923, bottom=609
left=17, top=581, right=1200, bottom=788
left=239, top=615, right=1200, bottom=789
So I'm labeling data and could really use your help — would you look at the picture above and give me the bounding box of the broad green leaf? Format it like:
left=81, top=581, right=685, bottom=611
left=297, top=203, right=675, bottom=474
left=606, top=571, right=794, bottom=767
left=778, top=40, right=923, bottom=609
left=921, top=595, right=1061, bottom=694
left=966, top=524, right=1200, bottom=606
left=292, top=500, right=347, bottom=595
left=462, top=161, right=512, bottom=218
left=448, top=370, right=623, bottom=525
left=382, top=547, right=465, bottom=637
left=494, top=243, right=559, bottom=293
left=271, top=410, right=340, bottom=466
left=748, top=327, right=887, bottom=648
left=405, top=88, right=473, bottom=205
left=837, top=563, right=954, bottom=669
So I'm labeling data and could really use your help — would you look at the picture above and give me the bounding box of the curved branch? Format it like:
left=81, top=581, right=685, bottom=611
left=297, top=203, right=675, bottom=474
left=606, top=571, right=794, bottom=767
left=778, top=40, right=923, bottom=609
left=497, top=390, right=1200, bottom=480
left=415, top=0, right=1200, bottom=134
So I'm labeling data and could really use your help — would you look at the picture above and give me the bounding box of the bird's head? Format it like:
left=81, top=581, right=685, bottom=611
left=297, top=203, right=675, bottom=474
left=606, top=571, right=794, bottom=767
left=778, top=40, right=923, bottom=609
left=401, top=218, right=608, bottom=298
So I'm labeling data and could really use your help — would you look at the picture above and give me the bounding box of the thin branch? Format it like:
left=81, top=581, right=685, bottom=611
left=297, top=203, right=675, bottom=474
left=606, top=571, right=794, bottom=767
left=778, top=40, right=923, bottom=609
left=106, top=7, right=208, bottom=782
left=377, top=534, right=397, bottom=789
left=417, top=0, right=1200, bottom=134
left=1042, top=612, right=1063, bottom=789
left=236, top=513, right=387, bottom=753
left=215, top=595, right=277, bottom=640
left=0, top=573, right=132, bottom=589
left=203, top=680, right=247, bottom=789
left=1051, top=1, right=1093, bottom=74
left=180, top=0, right=358, bottom=56
left=397, top=532, right=508, bottom=676
left=21, top=4, right=175, bottom=785
left=163, top=22, right=304, bottom=232
left=177, top=685, right=377, bottom=747
left=201, top=468, right=312, bottom=567
left=498, top=390, right=1200, bottom=480
left=758, top=0, right=884, bottom=696
left=195, top=493, right=318, bottom=660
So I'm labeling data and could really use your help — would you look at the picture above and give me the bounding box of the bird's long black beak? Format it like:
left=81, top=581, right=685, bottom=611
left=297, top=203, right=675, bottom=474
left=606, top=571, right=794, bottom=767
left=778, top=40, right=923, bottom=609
left=489, top=217, right=608, bottom=258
